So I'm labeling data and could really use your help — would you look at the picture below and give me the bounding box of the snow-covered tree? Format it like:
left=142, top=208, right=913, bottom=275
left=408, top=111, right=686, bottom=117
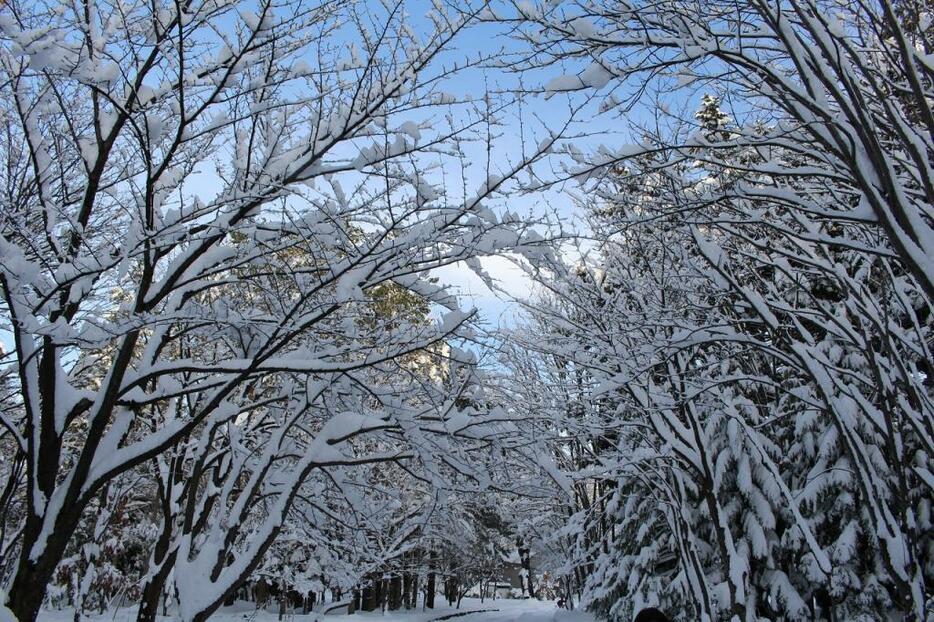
left=499, top=2, right=933, bottom=619
left=0, top=0, right=561, bottom=618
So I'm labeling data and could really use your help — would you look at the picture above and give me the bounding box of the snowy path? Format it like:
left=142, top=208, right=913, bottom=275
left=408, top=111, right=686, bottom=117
left=426, top=599, right=595, bottom=622
left=38, top=598, right=596, bottom=622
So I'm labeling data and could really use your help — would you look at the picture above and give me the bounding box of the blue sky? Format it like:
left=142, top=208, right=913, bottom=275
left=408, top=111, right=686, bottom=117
left=0, top=0, right=695, bottom=358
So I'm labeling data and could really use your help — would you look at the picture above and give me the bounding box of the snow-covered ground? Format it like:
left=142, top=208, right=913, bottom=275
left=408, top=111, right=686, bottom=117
left=38, top=598, right=596, bottom=622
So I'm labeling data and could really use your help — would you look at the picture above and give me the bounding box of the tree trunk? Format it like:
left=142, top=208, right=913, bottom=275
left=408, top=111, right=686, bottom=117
left=162, top=582, right=171, bottom=616
left=388, top=575, right=402, bottom=610
left=137, top=550, right=177, bottom=622
left=403, top=573, right=413, bottom=609
left=517, top=539, right=535, bottom=599
left=426, top=552, right=436, bottom=609
left=361, top=582, right=375, bottom=612
left=8, top=552, right=63, bottom=622
left=445, top=577, right=458, bottom=606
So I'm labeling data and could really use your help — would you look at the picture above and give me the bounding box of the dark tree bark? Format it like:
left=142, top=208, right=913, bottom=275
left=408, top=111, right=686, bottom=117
left=362, top=579, right=379, bottom=612
left=426, top=551, right=437, bottom=609
left=403, top=573, right=413, bottom=609
left=388, top=575, right=402, bottom=610
left=444, top=577, right=458, bottom=606
left=137, top=548, right=177, bottom=622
